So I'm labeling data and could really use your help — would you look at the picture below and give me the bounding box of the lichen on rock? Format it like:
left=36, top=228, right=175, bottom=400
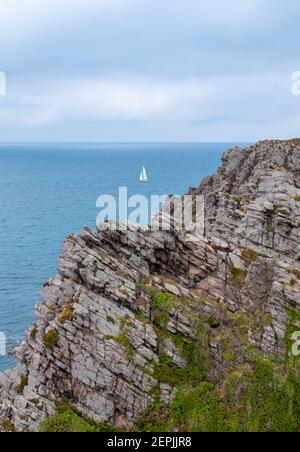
left=0, top=140, right=299, bottom=432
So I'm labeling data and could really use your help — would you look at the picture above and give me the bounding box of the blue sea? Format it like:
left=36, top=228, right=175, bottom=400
left=0, top=143, right=247, bottom=371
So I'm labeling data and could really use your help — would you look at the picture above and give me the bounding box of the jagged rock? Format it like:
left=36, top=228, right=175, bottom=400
left=0, top=140, right=299, bottom=431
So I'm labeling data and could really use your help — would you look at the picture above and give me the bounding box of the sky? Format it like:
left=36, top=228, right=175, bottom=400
left=0, top=0, right=300, bottom=142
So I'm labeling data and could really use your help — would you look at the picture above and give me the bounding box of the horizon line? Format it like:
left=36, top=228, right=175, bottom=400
left=0, top=141, right=253, bottom=145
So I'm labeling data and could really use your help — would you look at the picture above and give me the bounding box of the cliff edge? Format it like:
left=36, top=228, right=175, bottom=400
left=0, top=140, right=299, bottom=432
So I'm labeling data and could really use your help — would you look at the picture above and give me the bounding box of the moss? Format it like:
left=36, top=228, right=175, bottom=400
left=114, top=332, right=135, bottom=363
left=107, top=315, right=116, bottom=324
left=289, top=269, right=300, bottom=280
left=15, top=375, right=28, bottom=395
left=43, top=329, right=59, bottom=349
left=263, top=313, right=273, bottom=327
left=39, top=403, right=125, bottom=433
left=208, top=315, right=221, bottom=329
left=170, top=383, right=226, bottom=432
left=242, top=361, right=298, bottom=432
left=118, top=317, right=133, bottom=328
left=77, top=261, right=86, bottom=270
left=58, top=304, right=74, bottom=324
left=232, top=195, right=242, bottom=205
left=136, top=399, right=171, bottom=432
left=1, top=421, right=15, bottom=432
left=222, top=349, right=237, bottom=370
left=137, top=383, right=226, bottom=433
left=241, top=248, right=259, bottom=264
left=153, top=330, right=210, bottom=387
left=150, top=291, right=177, bottom=330
left=228, top=264, right=247, bottom=286
left=138, top=351, right=300, bottom=432
left=39, top=410, right=100, bottom=432
left=135, top=311, right=150, bottom=324
left=30, top=326, right=38, bottom=339
left=102, top=335, right=114, bottom=341
left=163, top=278, right=177, bottom=286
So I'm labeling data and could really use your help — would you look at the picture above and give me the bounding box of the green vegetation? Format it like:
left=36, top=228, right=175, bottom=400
left=39, top=410, right=98, bottom=432
left=228, top=264, right=248, bottom=286
left=58, top=304, right=74, bottom=323
left=77, top=261, right=86, bottom=270
left=1, top=421, right=15, bottom=432
left=135, top=310, right=150, bottom=324
left=43, top=329, right=59, bottom=349
left=208, top=315, right=221, bottom=329
left=39, top=401, right=125, bottom=433
left=241, top=248, right=259, bottom=264
left=153, top=334, right=209, bottom=386
left=107, top=315, right=116, bottom=324
left=135, top=287, right=300, bottom=432
left=114, top=332, right=135, bottom=362
left=15, top=375, right=28, bottom=395
left=138, top=358, right=300, bottom=433
left=224, top=360, right=299, bottom=432
left=267, top=221, right=275, bottom=234
left=151, top=291, right=177, bottom=330
left=39, top=286, right=300, bottom=433
left=30, top=326, right=38, bottom=339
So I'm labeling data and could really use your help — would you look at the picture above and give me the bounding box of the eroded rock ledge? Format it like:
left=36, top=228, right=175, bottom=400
left=0, top=140, right=299, bottom=432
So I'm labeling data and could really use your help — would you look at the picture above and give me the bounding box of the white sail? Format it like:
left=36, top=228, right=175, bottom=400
left=140, top=166, right=149, bottom=182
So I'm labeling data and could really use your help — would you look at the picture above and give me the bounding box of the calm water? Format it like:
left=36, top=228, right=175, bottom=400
left=0, top=143, right=247, bottom=371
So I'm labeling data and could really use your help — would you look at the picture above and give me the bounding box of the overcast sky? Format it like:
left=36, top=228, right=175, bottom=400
left=0, top=0, right=299, bottom=142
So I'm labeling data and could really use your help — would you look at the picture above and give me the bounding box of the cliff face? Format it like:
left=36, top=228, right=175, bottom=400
left=0, top=140, right=300, bottom=432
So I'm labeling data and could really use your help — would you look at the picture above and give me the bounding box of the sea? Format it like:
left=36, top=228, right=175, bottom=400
left=0, top=142, right=248, bottom=371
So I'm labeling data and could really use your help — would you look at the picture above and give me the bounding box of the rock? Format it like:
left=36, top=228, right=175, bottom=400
left=1, top=140, right=300, bottom=431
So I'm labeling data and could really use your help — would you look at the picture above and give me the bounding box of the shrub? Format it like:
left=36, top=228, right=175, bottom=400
left=30, top=326, right=38, bottom=339
left=39, top=410, right=98, bottom=432
left=228, top=264, right=247, bottom=286
left=1, top=421, right=15, bottom=432
left=43, top=329, right=59, bottom=349
left=15, top=375, right=28, bottom=395
left=241, top=248, right=259, bottom=264
left=114, top=332, right=135, bottom=362
left=58, top=305, right=74, bottom=323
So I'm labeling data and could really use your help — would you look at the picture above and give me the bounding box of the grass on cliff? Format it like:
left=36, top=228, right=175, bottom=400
left=39, top=402, right=124, bottom=433
left=39, top=288, right=300, bottom=433
left=137, top=359, right=300, bottom=433
left=136, top=290, right=300, bottom=432
left=43, top=328, right=59, bottom=349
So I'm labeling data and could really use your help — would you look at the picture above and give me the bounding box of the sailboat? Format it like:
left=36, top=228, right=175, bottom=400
left=139, top=166, right=149, bottom=182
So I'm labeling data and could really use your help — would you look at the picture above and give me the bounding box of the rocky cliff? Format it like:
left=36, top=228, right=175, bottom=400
left=0, top=140, right=300, bottom=432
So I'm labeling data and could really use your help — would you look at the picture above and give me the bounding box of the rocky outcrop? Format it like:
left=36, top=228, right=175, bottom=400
left=0, top=140, right=299, bottom=432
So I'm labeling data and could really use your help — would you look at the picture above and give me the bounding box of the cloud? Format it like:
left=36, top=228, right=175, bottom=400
left=2, top=71, right=292, bottom=129
left=0, top=0, right=300, bottom=141
left=8, top=77, right=212, bottom=125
